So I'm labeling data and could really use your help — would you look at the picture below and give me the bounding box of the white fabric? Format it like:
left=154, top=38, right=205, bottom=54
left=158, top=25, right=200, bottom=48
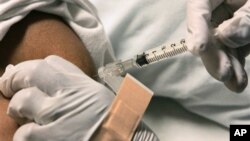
left=0, top=0, right=115, bottom=69
left=0, top=55, right=115, bottom=141
left=91, top=0, right=250, bottom=129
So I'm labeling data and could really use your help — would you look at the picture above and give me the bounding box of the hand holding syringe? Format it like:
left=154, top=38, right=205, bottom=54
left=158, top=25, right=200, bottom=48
left=97, top=39, right=188, bottom=92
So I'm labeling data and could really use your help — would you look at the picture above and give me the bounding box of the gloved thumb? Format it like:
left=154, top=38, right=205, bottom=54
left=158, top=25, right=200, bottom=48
left=216, top=1, right=250, bottom=48
left=223, top=48, right=248, bottom=92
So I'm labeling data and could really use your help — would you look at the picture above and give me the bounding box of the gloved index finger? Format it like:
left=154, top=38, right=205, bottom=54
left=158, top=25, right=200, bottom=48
left=187, top=0, right=224, bottom=55
left=0, top=60, right=42, bottom=98
left=0, top=59, right=65, bottom=97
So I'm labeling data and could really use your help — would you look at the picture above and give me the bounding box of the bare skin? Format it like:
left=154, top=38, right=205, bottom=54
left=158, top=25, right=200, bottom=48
left=0, top=11, right=96, bottom=141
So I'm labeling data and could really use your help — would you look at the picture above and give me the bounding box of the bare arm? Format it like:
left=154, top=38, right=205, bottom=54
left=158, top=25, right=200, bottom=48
left=0, top=11, right=96, bottom=140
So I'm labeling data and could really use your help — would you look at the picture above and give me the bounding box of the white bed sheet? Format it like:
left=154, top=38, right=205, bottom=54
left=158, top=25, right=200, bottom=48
left=90, top=0, right=250, bottom=140
left=144, top=97, right=228, bottom=141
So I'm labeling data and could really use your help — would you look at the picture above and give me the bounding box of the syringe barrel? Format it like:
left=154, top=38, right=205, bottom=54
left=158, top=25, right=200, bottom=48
left=136, top=39, right=187, bottom=67
left=98, top=39, right=188, bottom=79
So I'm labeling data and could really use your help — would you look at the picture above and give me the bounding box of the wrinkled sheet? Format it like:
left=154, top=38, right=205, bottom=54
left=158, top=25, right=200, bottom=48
left=91, top=0, right=250, bottom=140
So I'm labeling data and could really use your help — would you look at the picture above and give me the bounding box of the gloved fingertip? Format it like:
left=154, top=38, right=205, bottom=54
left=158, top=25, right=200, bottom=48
left=0, top=75, right=14, bottom=98
left=229, top=68, right=248, bottom=93
left=200, top=48, right=234, bottom=82
left=224, top=59, right=248, bottom=93
left=8, top=87, right=48, bottom=125
left=217, top=59, right=233, bottom=82
left=186, top=34, right=209, bottom=56
left=0, top=64, right=19, bottom=98
left=7, top=98, right=31, bottom=125
left=224, top=75, right=248, bottom=93
left=237, top=76, right=248, bottom=93
left=13, top=123, right=39, bottom=141
left=224, top=50, right=249, bottom=93
left=6, top=64, right=14, bottom=71
left=190, top=43, right=208, bottom=56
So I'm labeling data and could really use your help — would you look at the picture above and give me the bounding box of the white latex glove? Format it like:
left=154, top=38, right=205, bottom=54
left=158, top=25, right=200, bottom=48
left=187, top=0, right=250, bottom=92
left=0, top=55, right=115, bottom=141
left=0, top=55, right=158, bottom=141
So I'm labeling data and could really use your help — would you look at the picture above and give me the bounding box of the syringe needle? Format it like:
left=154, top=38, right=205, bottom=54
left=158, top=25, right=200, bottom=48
left=97, top=39, right=188, bottom=92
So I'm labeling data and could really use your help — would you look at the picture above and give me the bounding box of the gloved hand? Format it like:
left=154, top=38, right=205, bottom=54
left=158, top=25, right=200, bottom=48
left=0, top=55, right=115, bottom=141
left=187, top=0, right=250, bottom=92
left=0, top=55, right=159, bottom=141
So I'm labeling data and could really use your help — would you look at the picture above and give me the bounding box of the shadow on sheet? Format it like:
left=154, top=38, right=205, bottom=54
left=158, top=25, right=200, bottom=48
left=143, top=97, right=229, bottom=141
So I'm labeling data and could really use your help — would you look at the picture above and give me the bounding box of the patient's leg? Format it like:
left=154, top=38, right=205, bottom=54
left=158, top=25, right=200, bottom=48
left=0, top=11, right=96, bottom=141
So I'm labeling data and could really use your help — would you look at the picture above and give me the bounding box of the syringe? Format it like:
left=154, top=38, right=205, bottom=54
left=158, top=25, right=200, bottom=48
left=98, top=39, right=188, bottom=80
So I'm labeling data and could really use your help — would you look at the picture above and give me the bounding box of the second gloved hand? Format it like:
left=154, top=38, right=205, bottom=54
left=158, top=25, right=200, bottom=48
left=0, top=55, right=115, bottom=141
left=187, top=0, right=250, bottom=92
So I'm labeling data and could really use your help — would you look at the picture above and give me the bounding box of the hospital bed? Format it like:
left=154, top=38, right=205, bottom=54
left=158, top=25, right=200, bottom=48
left=91, top=0, right=250, bottom=140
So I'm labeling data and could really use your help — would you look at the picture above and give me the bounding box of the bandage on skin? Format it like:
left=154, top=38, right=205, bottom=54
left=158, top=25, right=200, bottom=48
left=91, top=74, right=153, bottom=141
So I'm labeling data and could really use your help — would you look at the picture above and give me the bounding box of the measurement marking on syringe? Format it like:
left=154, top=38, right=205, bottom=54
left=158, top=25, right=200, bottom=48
left=172, top=43, right=176, bottom=47
left=144, top=39, right=188, bottom=64
left=170, top=49, right=175, bottom=56
left=162, top=46, right=168, bottom=59
left=152, top=51, right=158, bottom=61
